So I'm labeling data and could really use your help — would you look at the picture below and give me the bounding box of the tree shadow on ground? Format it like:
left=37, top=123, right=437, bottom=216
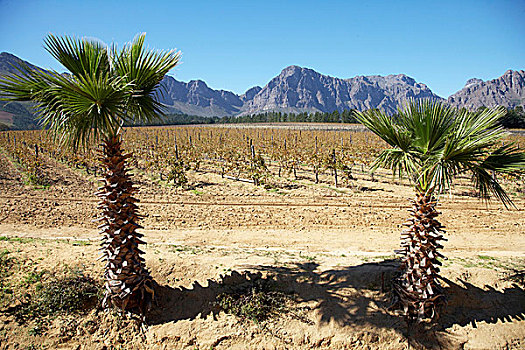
left=147, top=260, right=525, bottom=349
left=439, top=276, right=525, bottom=328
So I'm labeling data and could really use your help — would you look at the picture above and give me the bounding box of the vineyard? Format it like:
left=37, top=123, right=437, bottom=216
left=2, top=125, right=523, bottom=191
left=0, top=125, right=386, bottom=187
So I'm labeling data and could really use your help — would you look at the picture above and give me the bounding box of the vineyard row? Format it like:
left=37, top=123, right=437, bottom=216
left=1, top=126, right=523, bottom=188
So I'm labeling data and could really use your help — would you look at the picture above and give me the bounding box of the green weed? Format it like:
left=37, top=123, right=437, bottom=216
left=477, top=255, right=496, bottom=261
left=71, top=240, right=92, bottom=246
left=298, top=253, right=316, bottom=262
left=169, top=244, right=200, bottom=255
left=0, top=249, right=16, bottom=305
left=0, top=236, right=36, bottom=243
left=9, top=269, right=102, bottom=326
left=24, top=270, right=46, bottom=285
left=0, top=249, right=14, bottom=271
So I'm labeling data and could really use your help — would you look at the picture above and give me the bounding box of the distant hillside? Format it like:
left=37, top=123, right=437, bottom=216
left=0, top=53, right=41, bottom=129
left=158, top=76, right=244, bottom=116
left=0, top=52, right=43, bottom=75
left=0, top=100, right=38, bottom=130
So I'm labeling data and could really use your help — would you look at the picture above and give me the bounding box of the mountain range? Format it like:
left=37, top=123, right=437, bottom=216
left=0, top=51, right=524, bottom=129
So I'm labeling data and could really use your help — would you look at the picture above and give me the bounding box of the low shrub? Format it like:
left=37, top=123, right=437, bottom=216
left=9, top=271, right=102, bottom=323
left=216, top=278, right=292, bottom=323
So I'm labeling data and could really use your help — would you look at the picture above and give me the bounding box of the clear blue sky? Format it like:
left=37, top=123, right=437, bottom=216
left=0, top=0, right=524, bottom=97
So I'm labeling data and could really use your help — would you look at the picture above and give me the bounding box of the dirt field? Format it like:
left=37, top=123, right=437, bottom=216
left=0, top=146, right=524, bottom=350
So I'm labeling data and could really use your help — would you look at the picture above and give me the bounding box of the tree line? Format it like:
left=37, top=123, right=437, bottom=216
left=2, top=105, right=524, bottom=131
left=218, top=109, right=359, bottom=124
left=156, top=106, right=525, bottom=128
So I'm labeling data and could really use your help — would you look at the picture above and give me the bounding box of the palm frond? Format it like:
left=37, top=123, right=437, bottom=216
left=470, top=166, right=514, bottom=208
left=480, top=143, right=525, bottom=173
left=35, top=72, right=130, bottom=149
left=0, top=60, right=51, bottom=101
left=354, top=109, right=412, bottom=150
left=113, top=33, right=181, bottom=124
left=0, top=46, right=129, bottom=149
left=398, top=99, right=455, bottom=154
left=372, top=148, right=419, bottom=180
left=44, top=34, right=111, bottom=80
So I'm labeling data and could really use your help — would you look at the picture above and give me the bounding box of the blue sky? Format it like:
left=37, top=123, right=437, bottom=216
left=0, top=0, right=524, bottom=97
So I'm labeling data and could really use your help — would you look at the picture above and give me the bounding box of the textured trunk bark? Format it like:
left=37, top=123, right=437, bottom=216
left=392, top=192, right=446, bottom=323
left=96, top=135, right=153, bottom=316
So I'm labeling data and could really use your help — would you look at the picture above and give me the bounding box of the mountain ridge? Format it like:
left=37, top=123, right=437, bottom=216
left=1, top=52, right=524, bottom=128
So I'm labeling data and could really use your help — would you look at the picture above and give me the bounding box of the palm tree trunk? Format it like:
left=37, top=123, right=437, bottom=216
left=96, top=135, right=153, bottom=316
left=392, top=192, right=446, bottom=323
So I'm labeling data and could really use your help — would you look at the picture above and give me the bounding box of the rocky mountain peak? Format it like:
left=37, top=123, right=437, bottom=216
left=187, top=79, right=209, bottom=89
left=281, top=65, right=303, bottom=74
left=240, top=65, right=443, bottom=115
left=0, top=52, right=17, bottom=60
left=448, top=70, right=525, bottom=110
left=0, top=51, right=42, bottom=75
left=465, top=78, right=483, bottom=87
left=241, top=86, right=262, bottom=102
left=279, top=65, right=320, bottom=79
left=397, top=74, right=416, bottom=85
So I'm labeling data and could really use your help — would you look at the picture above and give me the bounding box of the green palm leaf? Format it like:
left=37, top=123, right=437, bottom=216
left=355, top=99, right=525, bottom=204
left=113, top=33, right=181, bottom=124
left=44, top=34, right=111, bottom=80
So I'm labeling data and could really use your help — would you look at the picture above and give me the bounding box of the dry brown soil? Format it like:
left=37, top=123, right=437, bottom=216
left=0, top=148, right=524, bottom=350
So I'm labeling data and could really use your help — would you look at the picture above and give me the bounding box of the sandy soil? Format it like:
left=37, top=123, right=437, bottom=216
left=0, top=149, right=524, bottom=349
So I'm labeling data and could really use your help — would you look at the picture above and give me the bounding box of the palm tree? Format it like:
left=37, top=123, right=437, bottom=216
left=355, top=100, right=525, bottom=323
left=0, top=34, right=180, bottom=316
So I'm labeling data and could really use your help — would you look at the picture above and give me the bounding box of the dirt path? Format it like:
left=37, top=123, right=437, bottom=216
left=2, top=192, right=524, bottom=210
left=2, top=222, right=524, bottom=256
